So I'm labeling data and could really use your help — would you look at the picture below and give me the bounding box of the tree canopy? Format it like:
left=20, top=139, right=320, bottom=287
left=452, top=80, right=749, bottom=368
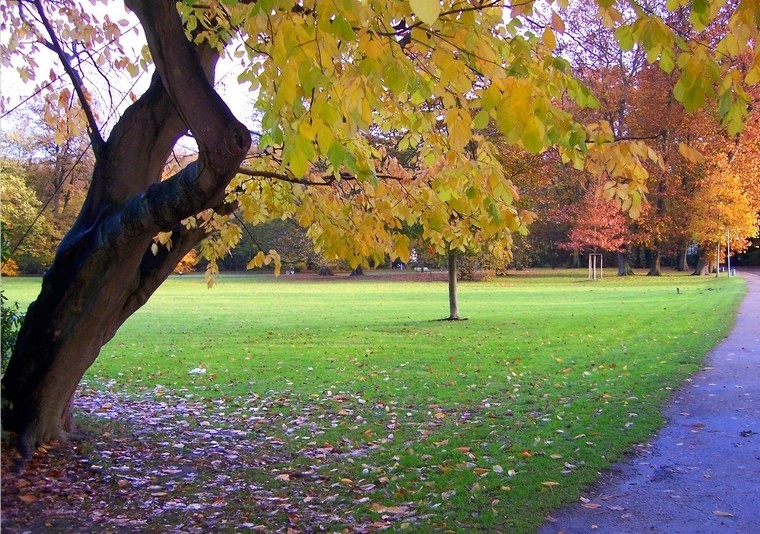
left=4, top=0, right=757, bottom=277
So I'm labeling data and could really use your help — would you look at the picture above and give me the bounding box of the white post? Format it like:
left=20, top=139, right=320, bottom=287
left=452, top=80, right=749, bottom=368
left=588, top=253, right=602, bottom=280
left=727, top=228, right=731, bottom=276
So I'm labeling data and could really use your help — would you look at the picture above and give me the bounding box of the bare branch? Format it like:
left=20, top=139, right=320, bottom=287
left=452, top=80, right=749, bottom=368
left=32, top=0, right=105, bottom=155
left=235, top=166, right=407, bottom=187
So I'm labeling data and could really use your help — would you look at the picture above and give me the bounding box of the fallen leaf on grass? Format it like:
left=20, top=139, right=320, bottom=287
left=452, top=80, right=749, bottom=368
left=542, top=481, right=559, bottom=488
left=274, top=474, right=290, bottom=482
left=473, top=468, right=489, bottom=476
left=18, top=494, right=38, bottom=504
left=581, top=503, right=601, bottom=509
left=370, top=503, right=409, bottom=515
left=492, top=465, right=504, bottom=474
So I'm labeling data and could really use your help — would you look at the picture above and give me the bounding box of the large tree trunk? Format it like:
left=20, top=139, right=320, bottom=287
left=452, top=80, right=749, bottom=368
left=692, top=245, right=711, bottom=275
left=447, top=250, right=460, bottom=320
left=616, top=250, right=634, bottom=276
left=647, top=246, right=662, bottom=276
left=1, top=0, right=251, bottom=455
left=675, top=247, right=689, bottom=272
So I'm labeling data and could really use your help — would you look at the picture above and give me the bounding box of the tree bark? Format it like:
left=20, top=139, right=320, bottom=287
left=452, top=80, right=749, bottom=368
left=692, top=245, right=711, bottom=275
left=675, top=247, right=689, bottom=272
left=447, top=250, right=460, bottom=320
left=1, top=0, right=251, bottom=455
left=647, top=246, right=662, bottom=276
left=616, top=250, right=634, bottom=276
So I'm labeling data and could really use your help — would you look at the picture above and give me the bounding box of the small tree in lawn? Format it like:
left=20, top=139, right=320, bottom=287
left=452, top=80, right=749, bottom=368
left=560, top=186, right=629, bottom=276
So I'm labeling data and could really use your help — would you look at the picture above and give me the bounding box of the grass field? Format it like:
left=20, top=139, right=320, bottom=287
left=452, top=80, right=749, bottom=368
left=1, top=269, right=746, bottom=532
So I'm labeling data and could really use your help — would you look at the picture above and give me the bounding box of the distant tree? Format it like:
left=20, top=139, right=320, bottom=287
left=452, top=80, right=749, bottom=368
left=689, top=172, right=759, bottom=275
left=172, top=249, right=199, bottom=274
left=561, top=186, right=630, bottom=258
left=0, top=161, right=57, bottom=272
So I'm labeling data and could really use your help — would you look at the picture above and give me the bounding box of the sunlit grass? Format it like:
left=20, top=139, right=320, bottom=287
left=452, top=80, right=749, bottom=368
left=1, top=269, right=745, bottom=532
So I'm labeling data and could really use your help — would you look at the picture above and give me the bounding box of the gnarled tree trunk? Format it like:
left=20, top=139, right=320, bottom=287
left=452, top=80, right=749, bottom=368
left=647, top=246, right=662, bottom=276
left=1, top=0, right=251, bottom=455
left=675, top=247, right=690, bottom=272
left=692, top=245, right=712, bottom=275
left=616, top=250, right=634, bottom=276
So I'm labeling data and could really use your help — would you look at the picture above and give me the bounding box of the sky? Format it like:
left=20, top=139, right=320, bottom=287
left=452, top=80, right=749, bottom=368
left=0, top=2, right=260, bottom=147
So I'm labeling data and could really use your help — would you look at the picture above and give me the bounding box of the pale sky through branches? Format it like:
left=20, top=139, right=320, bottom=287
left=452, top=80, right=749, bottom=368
left=0, top=1, right=258, bottom=149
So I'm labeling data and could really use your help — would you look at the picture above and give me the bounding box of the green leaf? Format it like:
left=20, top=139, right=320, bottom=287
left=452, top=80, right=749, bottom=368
left=327, top=142, right=346, bottom=168
left=614, top=26, right=634, bottom=51
left=659, top=51, right=675, bottom=74
left=689, top=0, right=710, bottom=31
left=521, top=117, right=545, bottom=154
left=474, top=110, right=490, bottom=130
left=331, top=15, right=356, bottom=41
left=409, top=0, right=440, bottom=26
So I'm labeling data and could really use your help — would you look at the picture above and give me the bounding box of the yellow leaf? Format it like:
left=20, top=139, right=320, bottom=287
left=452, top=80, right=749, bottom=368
left=542, top=27, right=556, bottom=50
left=542, top=481, right=560, bottom=487
left=409, top=0, right=441, bottom=26
left=246, top=251, right=266, bottom=270
left=677, top=142, right=705, bottom=164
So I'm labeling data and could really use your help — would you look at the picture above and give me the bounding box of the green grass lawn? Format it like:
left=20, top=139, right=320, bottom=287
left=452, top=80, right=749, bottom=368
left=1, top=269, right=745, bottom=532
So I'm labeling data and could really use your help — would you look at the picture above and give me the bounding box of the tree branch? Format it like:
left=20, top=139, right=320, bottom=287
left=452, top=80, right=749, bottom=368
left=126, top=0, right=250, bottom=185
left=32, top=0, right=105, bottom=155
left=235, top=166, right=407, bottom=187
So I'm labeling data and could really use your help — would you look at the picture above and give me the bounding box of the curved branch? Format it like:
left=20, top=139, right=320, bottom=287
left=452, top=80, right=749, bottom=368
left=126, top=0, right=250, bottom=175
